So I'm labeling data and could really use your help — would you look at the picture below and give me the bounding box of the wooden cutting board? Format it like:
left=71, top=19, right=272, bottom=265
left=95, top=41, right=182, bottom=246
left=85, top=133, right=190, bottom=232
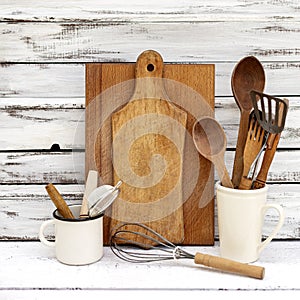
left=110, top=50, right=187, bottom=243
left=85, top=51, right=215, bottom=245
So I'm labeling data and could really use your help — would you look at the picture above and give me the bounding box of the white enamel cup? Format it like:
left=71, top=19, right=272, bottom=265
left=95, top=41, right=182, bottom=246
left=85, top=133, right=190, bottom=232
left=216, top=181, right=284, bottom=263
left=39, top=204, right=103, bottom=265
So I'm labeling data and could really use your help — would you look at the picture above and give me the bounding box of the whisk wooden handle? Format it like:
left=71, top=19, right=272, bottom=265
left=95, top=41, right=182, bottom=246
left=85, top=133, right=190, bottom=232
left=194, top=253, right=265, bottom=279
left=45, top=183, right=75, bottom=219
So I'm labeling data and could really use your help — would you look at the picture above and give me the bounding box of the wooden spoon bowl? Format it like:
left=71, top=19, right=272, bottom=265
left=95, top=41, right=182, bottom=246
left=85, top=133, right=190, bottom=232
left=232, top=56, right=265, bottom=112
left=192, top=117, right=233, bottom=188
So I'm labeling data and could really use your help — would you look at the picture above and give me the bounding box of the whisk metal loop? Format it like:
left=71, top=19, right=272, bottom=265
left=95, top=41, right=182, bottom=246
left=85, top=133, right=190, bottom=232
left=110, top=222, right=194, bottom=263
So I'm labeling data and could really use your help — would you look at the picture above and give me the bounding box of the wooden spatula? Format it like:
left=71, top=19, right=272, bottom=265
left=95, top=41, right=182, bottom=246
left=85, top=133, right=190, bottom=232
left=251, top=94, right=289, bottom=189
left=109, top=50, right=187, bottom=243
left=79, top=170, right=98, bottom=218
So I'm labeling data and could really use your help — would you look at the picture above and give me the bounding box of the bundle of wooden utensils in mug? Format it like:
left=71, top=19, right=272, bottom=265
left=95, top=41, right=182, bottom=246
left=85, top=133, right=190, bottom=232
left=39, top=50, right=288, bottom=280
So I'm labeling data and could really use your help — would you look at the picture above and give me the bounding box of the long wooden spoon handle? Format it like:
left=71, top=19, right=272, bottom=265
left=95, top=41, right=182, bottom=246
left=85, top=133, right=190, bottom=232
left=45, top=183, right=74, bottom=219
left=232, top=111, right=250, bottom=188
left=221, top=169, right=234, bottom=189
left=194, top=252, right=265, bottom=279
left=252, top=133, right=280, bottom=189
left=216, top=158, right=234, bottom=188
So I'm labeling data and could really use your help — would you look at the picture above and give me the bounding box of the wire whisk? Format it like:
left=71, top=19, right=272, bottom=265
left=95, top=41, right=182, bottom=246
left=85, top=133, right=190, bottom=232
left=110, top=222, right=265, bottom=279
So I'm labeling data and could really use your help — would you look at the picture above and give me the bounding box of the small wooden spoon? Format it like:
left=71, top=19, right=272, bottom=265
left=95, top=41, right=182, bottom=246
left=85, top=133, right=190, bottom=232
left=192, top=117, right=233, bottom=188
left=231, top=56, right=265, bottom=188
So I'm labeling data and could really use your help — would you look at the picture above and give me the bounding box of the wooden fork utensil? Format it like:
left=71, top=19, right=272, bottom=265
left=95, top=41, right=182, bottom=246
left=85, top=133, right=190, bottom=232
left=238, top=113, right=266, bottom=190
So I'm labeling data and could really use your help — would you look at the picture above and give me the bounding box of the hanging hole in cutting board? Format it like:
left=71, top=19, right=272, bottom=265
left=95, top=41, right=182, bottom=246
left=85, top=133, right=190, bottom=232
left=147, top=64, right=155, bottom=72
left=50, top=143, right=61, bottom=151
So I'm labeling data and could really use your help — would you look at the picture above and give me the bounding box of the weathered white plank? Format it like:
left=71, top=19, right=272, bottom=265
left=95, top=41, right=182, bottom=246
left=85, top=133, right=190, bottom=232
left=1, top=63, right=300, bottom=98
left=224, top=150, right=300, bottom=183
left=0, top=184, right=299, bottom=240
left=0, top=152, right=84, bottom=184
left=0, top=97, right=84, bottom=149
left=0, top=241, right=299, bottom=291
left=0, top=97, right=299, bottom=150
left=1, top=21, right=300, bottom=62
left=0, top=64, right=84, bottom=97
left=215, top=97, right=300, bottom=149
left=1, top=0, right=299, bottom=21
left=2, top=290, right=300, bottom=300
left=0, top=149, right=299, bottom=184
left=0, top=185, right=83, bottom=240
left=216, top=62, right=300, bottom=96
left=0, top=183, right=84, bottom=199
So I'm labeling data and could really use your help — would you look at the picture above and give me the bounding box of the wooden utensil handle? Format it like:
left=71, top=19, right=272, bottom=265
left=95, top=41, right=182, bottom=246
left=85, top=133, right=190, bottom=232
left=194, top=252, right=265, bottom=279
left=238, top=176, right=253, bottom=190
left=221, top=173, right=234, bottom=189
left=232, top=111, right=250, bottom=188
left=80, top=170, right=98, bottom=218
left=79, top=195, right=89, bottom=218
left=45, top=183, right=75, bottom=219
left=252, top=133, right=280, bottom=189
left=214, top=155, right=234, bottom=188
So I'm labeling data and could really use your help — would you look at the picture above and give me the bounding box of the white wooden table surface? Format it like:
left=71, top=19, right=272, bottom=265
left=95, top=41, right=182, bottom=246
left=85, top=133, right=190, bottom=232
left=1, top=242, right=299, bottom=299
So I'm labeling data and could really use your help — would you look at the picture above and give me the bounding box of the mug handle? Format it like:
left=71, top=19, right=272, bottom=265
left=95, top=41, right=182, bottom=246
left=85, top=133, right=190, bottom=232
left=258, top=204, right=284, bottom=254
left=39, top=219, right=55, bottom=247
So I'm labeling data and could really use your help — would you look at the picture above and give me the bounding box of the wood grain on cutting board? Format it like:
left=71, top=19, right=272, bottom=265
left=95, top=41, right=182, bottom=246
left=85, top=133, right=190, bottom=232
left=86, top=58, right=215, bottom=245
left=110, top=50, right=187, bottom=243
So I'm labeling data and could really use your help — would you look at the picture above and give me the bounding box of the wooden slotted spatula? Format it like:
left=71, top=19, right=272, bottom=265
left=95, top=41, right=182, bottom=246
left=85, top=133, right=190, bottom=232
left=250, top=91, right=289, bottom=189
left=250, top=91, right=288, bottom=135
left=109, top=50, right=187, bottom=244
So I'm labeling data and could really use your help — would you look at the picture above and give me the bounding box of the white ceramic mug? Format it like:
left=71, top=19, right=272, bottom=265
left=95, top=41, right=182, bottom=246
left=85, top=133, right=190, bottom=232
left=39, top=204, right=103, bottom=265
left=216, top=181, right=284, bottom=263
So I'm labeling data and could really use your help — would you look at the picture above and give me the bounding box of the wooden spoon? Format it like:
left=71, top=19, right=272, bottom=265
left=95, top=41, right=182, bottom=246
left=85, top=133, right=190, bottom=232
left=192, top=117, right=233, bottom=188
left=231, top=56, right=265, bottom=188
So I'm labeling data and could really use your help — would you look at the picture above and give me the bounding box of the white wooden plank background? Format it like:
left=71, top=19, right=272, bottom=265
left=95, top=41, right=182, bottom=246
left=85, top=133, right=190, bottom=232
left=0, top=0, right=299, bottom=242
left=1, top=63, right=299, bottom=97
left=0, top=97, right=299, bottom=149
left=1, top=151, right=300, bottom=184
left=1, top=184, right=299, bottom=240
left=1, top=0, right=299, bottom=21
left=1, top=0, right=299, bottom=296
left=1, top=21, right=300, bottom=62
